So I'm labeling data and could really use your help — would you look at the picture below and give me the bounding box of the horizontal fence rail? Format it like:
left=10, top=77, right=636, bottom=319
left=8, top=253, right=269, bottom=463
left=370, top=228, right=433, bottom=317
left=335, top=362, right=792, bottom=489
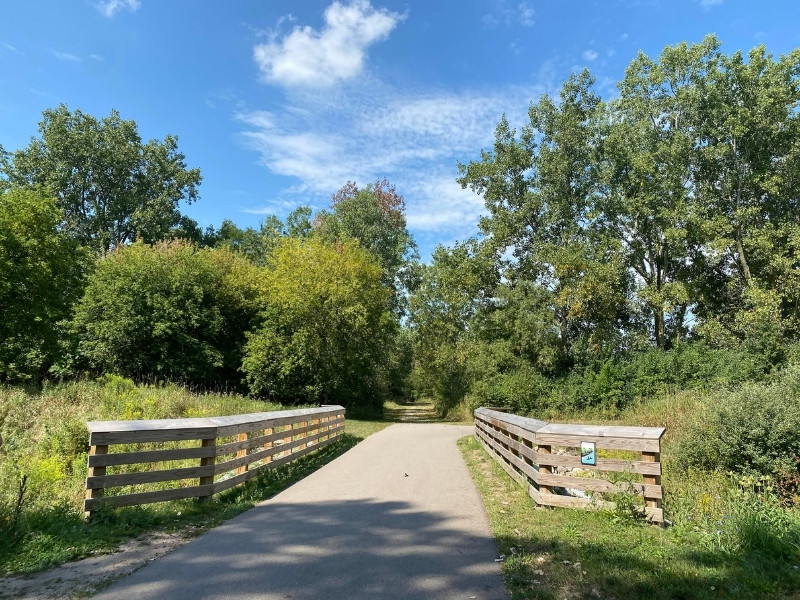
left=84, top=405, right=345, bottom=517
left=474, top=407, right=665, bottom=523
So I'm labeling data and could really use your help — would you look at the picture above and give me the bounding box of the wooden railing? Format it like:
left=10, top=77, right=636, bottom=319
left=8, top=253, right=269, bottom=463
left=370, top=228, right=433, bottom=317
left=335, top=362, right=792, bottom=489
left=474, top=407, right=665, bottom=523
left=84, top=405, right=345, bottom=518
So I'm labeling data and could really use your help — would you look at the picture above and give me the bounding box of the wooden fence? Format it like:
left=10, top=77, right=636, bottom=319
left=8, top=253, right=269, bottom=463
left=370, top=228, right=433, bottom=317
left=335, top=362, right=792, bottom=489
left=84, top=405, right=345, bottom=518
left=474, top=407, right=665, bottom=523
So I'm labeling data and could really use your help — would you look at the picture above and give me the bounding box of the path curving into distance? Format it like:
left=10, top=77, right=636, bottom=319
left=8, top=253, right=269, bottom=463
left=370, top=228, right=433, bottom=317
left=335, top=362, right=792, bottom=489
left=92, top=423, right=505, bottom=600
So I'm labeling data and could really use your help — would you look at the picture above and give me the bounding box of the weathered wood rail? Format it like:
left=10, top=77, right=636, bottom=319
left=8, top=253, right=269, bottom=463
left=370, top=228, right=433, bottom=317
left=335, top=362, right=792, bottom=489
left=474, top=407, right=665, bottom=523
left=84, top=405, right=345, bottom=517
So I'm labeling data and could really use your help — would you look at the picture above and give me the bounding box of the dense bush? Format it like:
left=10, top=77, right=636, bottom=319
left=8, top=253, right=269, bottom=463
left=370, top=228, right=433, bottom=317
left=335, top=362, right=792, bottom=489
left=673, top=364, right=800, bottom=477
left=455, top=341, right=764, bottom=417
left=71, top=241, right=261, bottom=388
left=242, top=237, right=394, bottom=416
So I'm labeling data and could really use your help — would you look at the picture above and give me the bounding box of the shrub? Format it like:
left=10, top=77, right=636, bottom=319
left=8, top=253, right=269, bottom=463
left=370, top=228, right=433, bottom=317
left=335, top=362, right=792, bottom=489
left=242, top=237, right=394, bottom=416
left=673, top=364, right=800, bottom=477
left=72, top=241, right=261, bottom=389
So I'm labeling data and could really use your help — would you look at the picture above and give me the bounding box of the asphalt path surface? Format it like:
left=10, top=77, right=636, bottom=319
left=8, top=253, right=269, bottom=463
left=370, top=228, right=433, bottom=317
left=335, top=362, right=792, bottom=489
left=92, top=423, right=505, bottom=599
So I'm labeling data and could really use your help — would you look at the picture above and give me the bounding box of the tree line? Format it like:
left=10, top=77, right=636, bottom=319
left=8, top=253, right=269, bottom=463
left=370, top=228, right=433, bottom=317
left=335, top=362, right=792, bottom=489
left=0, top=107, right=416, bottom=417
left=2, top=35, right=800, bottom=418
left=410, top=35, right=800, bottom=414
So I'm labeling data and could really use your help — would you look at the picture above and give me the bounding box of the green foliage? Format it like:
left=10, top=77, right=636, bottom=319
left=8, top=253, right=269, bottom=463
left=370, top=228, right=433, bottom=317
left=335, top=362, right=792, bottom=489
left=674, top=364, right=800, bottom=477
left=0, top=187, right=87, bottom=382
left=380, top=326, right=415, bottom=401
left=445, top=35, right=800, bottom=398
left=409, top=240, right=498, bottom=414
left=317, top=179, right=419, bottom=316
left=242, top=237, right=394, bottom=416
left=72, top=240, right=261, bottom=388
left=2, top=105, right=201, bottom=254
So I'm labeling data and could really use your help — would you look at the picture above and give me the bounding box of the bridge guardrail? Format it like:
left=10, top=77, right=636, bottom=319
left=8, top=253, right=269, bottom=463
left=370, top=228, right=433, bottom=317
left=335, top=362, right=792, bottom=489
left=84, top=405, right=345, bottom=518
left=474, top=407, right=665, bottom=523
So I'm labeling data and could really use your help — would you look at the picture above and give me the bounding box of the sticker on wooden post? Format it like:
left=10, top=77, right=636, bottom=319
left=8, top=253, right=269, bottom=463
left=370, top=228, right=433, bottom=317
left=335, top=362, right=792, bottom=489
left=580, top=441, right=596, bottom=466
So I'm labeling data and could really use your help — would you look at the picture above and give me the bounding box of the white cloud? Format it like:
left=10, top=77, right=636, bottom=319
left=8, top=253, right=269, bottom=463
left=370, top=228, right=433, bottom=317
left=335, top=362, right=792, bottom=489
left=53, top=50, right=81, bottom=62
left=253, top=0, right=404, bottom=88
left=235, top=77, right=552, bottom=251
left=700, top=0, right=723, bottom=7
left=582, top=49, right=599, bottom=62
left=96, top=0, right=141, bottom=17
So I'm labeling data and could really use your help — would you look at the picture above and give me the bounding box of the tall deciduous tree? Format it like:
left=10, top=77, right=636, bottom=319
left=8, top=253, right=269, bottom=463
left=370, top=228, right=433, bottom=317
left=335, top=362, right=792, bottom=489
left=692, top=41, right=800, bottom=340
left=0, top=187, right=86, bottom=381
left=316, top=179, right=419, bottom=316
left=2, top=105, right=201, bottom=254
left=459, top=72, right=632, bottom=360
left=600, top=39, right=718, bottom=348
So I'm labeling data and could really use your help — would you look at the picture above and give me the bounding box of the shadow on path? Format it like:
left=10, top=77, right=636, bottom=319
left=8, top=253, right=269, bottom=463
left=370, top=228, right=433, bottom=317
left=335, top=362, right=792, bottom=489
left=93, top=499, right=503, bottom=600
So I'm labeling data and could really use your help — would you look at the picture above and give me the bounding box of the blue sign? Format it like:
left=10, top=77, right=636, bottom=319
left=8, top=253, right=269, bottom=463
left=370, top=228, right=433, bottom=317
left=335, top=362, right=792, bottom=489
left=580, top=441, right=596, bottom=466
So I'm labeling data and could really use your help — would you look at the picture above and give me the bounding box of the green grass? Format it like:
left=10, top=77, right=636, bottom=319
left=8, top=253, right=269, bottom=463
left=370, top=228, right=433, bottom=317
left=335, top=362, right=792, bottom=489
left=0, top=378, right=390, bottom=576
left=459, top=435, right=800, bottom=599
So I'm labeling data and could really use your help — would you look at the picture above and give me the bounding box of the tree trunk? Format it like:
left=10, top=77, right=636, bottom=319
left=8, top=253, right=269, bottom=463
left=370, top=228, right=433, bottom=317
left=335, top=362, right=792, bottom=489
left=735, top=226, right=752, bottom=285
left=654, top=308, right=665, bottom=349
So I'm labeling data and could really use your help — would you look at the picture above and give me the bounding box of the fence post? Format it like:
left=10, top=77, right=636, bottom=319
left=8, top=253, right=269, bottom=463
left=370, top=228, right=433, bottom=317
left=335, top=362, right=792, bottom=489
left=263, top=427, right=273, bottom=464
left=199, top=436, right=216, bottom=499
left=642, top=445, right=662, bottom=517
left=236, top=432, right=248, bottom=475
left=84, top=444, right=108, bottom=519
left=538, top=444, right=552, bottom=495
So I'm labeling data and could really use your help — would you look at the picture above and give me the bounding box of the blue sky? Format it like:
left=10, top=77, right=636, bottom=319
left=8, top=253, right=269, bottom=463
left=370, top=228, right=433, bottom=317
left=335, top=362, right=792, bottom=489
left=1, top=0, right=797, bottom=260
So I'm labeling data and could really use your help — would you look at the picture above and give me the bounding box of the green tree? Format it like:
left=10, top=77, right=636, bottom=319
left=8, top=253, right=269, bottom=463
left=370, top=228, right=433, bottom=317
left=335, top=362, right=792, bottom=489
left=2, top=105, right=201, bottom=254
left=0, top=187, right=86, bottom=381
left=72, top=241, right=261, bottom=388
left=599, top=39, right=718, bottom=348
left=204, top=218, right=279, bottom=266
left=692, top=41, right=800, bottom=342
left=316, top=179, right=419, bottom=316
left=242, top=237, right=394, bottom=416
left=459, top=72, right=632, bottom=361
left=409, top=240, right=498, bottom=414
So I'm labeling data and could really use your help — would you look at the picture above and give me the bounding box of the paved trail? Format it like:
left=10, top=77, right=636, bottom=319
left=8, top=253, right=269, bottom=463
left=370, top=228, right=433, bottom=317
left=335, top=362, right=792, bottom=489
left=93, top=423, right=505, bottom=600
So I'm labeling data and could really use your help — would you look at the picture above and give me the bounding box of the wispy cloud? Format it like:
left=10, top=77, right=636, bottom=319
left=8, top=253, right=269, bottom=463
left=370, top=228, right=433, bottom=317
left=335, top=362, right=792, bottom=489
left=2, top=42, right=24, bottom=56
left=253, top=0, right=405, bottom=88
left=582, top=49, right=599, bottom=61
left=699, top=0, right=723, bottom=8
left=53, top=50, right=81, bottom=62
left=96, top=0, right=141, bottom=17
left=518, top=3, right=535, bottom=27
left=235, top=77, right=552, bottom=245
left=483, top=1, right=536, bottom=28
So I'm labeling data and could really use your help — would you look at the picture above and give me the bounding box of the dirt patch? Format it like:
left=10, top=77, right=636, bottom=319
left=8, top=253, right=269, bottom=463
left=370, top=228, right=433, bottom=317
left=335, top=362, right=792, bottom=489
left=0, top=530, right=195, bottom=599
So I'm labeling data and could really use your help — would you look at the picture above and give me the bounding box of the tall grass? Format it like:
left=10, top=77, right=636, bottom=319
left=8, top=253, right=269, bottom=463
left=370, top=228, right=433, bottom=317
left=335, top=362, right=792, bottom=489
left=0, top=377, right=323, bottom=574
